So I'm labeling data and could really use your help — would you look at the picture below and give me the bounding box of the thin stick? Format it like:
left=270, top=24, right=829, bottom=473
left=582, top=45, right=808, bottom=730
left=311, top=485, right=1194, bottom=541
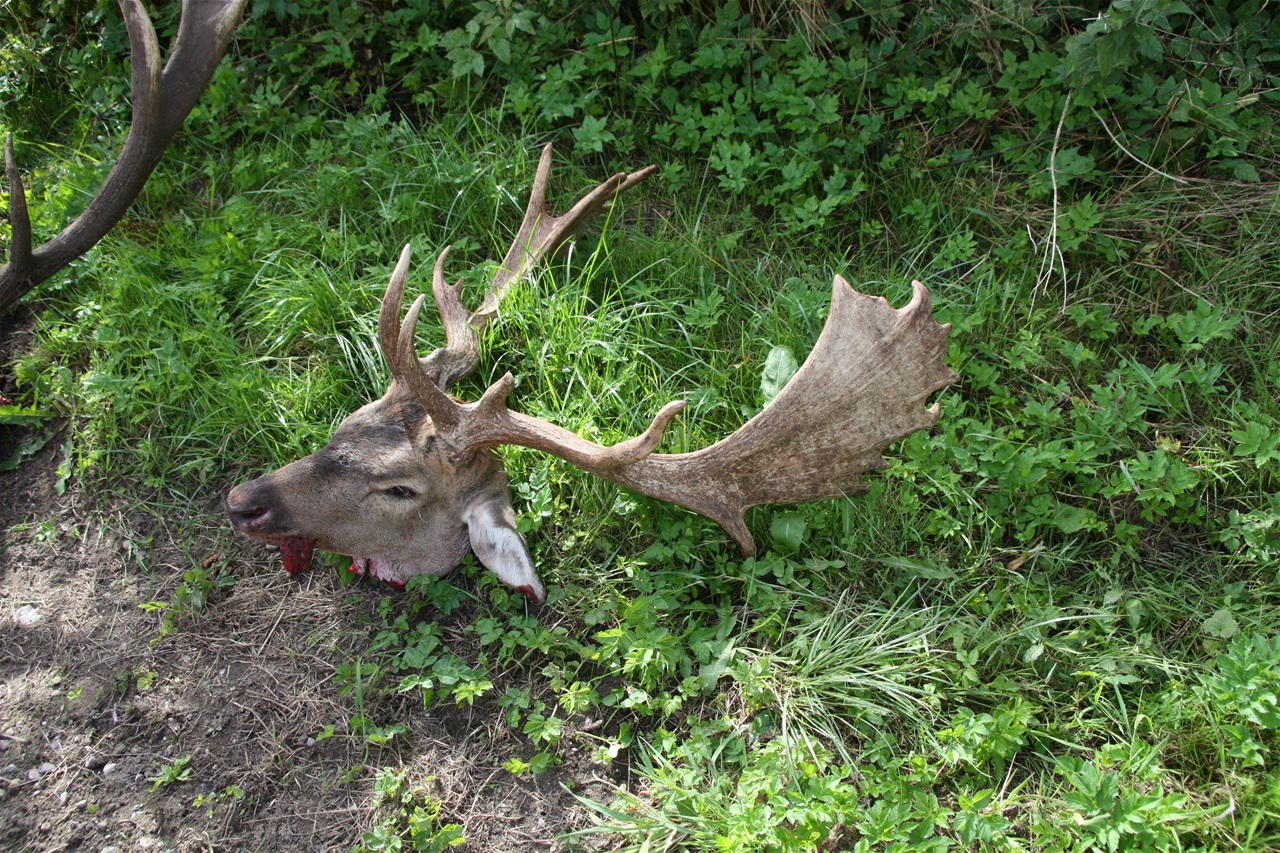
left=1091, top=105, right=1189, bottom=184
left=256, top=603, right=288, bottom=655
left=1036, top=92, right=1072, bottom=308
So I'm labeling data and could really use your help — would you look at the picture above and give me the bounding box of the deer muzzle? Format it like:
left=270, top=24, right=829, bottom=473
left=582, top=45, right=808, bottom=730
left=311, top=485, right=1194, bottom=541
left=226, top=480, right=318, bottom=574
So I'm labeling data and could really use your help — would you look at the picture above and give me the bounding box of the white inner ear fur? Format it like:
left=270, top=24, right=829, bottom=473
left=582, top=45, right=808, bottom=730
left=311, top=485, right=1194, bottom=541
left=463, top=495, right=546, bottom=602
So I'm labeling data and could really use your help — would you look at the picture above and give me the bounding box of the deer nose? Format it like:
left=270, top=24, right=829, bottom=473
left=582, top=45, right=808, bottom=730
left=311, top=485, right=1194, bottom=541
left=226, top=483, right=271, bottom=530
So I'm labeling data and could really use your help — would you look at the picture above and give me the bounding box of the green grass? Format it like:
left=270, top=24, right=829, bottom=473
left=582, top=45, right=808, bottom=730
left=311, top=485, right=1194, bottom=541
left=6, top=3, right=1280, bottom=849
left=15, top=114, right=1280, bottom=849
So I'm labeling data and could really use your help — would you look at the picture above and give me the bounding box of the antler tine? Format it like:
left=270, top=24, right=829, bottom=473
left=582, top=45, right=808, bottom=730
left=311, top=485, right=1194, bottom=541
left=378, top=246, right=465, bottom=435
left=378, top=243, right=413, bottom=375
left=483, top=397, right=691, bottom=466
left=472, top=144, right=659, bottom=327
left=394, top=341, right=687, bottom=469
left=378, top=245, right=480, bottom=412
left=0, top=0, right=249, bottom=315
left=421, top=245, right=481, bottom=390
left=392, top=276, right=687, bottom=466
left=378, top=147, right=656, bottom=452
left=381, top=146, right=687, bottom=464
left=396, top=292, right=462, bottom=434
left=380, top=240, right=687, bottom=466
left=383, top=146, right=656, bottom=393
left=4, top=135, right=32, bottom=279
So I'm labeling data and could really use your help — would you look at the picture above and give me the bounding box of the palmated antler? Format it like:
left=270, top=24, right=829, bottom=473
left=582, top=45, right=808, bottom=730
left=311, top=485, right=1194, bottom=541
left=608, top=278, right=957, bottom=553
left=379, top=146, right=957, bottom=556
left=0, top=0, right=248, bottom=315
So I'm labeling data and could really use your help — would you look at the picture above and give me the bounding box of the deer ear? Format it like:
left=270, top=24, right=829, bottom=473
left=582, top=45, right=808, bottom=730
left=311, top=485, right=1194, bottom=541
left=463, top=493, right=546, bottom=603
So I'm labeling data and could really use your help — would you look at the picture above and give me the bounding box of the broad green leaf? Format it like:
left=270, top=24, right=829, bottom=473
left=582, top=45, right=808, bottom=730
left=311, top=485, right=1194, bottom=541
left=1052, top=504, right=1097, bottom=534
left=760, top=346, right=798, bottom=404
left=770, top=511, right=806, bottom=552
left=1203, top=608, right=1239, bottom=640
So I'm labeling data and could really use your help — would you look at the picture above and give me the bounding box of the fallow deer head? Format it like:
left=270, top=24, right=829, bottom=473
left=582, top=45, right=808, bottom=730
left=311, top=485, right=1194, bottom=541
left=226, top=145, right=958, bottom=601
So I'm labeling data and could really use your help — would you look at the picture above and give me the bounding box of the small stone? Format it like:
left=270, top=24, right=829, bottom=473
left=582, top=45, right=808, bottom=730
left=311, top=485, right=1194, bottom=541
left=101, top=762, right=119, bottom=777
left=101, top=847, right=123, bottom=853
left=38, top=762, right=55, bottom=775
left=129, top=804, right=159, bottom=833
left=74, top=799, right=88, bottom=812
left=27, top=768, right=41, bottom=781
left=13, top=605, right=40, bottom=627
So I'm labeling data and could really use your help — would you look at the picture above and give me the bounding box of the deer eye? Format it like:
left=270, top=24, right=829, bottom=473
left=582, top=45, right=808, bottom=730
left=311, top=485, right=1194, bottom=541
left=385, top=485, right=418, bottom=499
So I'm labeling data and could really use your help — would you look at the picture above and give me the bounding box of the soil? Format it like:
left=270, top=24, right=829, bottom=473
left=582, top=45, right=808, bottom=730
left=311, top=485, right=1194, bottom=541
left=0, top=322, right=625, bottom=852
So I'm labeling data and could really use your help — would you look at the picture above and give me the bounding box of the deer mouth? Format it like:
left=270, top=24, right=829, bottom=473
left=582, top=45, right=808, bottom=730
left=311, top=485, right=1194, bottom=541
left=226, top=484, right=439, bottom=590
left=349, top=557, right=413, bottom=590
left=276, top=540, right=413, bottom=592
left=275, top=540, right=418, bottom=593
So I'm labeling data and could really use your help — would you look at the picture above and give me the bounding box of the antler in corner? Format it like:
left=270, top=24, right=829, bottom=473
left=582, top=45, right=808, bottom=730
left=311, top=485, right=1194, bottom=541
left=0, top=0, right=248, bottom=315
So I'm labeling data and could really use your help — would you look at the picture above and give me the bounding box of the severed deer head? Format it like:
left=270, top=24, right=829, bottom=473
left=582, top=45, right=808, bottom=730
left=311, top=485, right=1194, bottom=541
left=226, top=145, right=958, bottom=602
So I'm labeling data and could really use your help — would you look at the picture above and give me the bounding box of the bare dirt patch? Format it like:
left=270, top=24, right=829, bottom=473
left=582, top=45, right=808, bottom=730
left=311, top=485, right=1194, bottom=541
left=1, top=423, right=621, bottom=851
